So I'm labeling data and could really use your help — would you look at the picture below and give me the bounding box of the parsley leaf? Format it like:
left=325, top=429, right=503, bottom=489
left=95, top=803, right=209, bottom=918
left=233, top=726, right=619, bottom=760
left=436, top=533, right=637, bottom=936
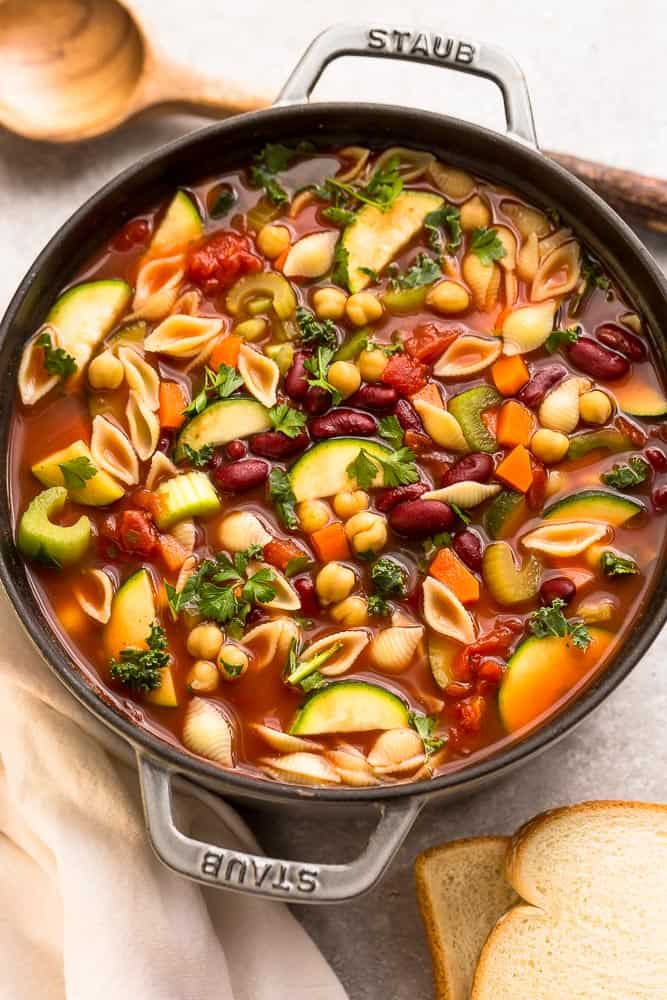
left=359, top=266, right=379, bottom=282
left=58, top=455, right=97, bottom=490
left=183, top=363, right=243, bottom=419
left=296, top=306, right=339, bottom=351
left=469, top=227, right=507, bottom=266
left=422, top=532, right=452, bottom=562
left=37, top=331, right=77, bottom=380
left=600, top=551, right=639, bottom=576
left=450, top=502, right=471, bottom=526
left=182, top=443, right=213, bottom=467
left=209, top=187, right=236, bottom=218
left=601, top=456, right=650, bottom=490
left=300, top=670, right=327, bottom=692
left=323, top=205, right=358, bottom=226
left=375, top=446, right=420, bottom=488
left=110, top=621, right=169, bottom=694
left=346, top=449, right=380, bottom=491
left=303, top=346, right=342, bottom=405
left=164, top=545, right=271, bottom=630
left=379, top=415, right=404, bottom=448
left=286, top=639, right=343, bottom=687
left=571, top=253, right=612, bottom=313
left=545, top=326, right=581, bottom=353
left=268, top=402, right=307, bottom=439
left=268, top=468, right=298, bottom=529
left=528, top=598, right=592, bottom=650
left=250, top=142, right=313, bottom=205
left=284, top=554, right=313, bottom=578
left=424, top=205, right=462, bottom=257
left=371, top=557, right=407, bottom=597
left=218, top=656, right=244, bottom=679
left=408, top=712, right=446, bottom=756
left=198, top=581, right=238, bottom=622
left=367, top=593, right=391, bottom=617
left=321, top=155, right=403, bottom=215
left=333, top=241, right=350, bottom=288
left=388, top=253, right=441, bottom=290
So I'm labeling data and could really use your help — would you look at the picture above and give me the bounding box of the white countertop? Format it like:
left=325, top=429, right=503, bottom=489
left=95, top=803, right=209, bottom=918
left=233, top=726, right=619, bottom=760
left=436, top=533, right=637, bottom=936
left=1, top=2, right=665, bottom=996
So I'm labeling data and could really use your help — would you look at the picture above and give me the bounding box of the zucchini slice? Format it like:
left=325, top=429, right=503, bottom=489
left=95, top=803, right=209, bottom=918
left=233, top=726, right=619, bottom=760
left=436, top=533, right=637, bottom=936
left=175, top=398, right=271, bottom=460
left=543, top=489, right=644, bottom=525
left=612, top=381, right=667, bottom=418
left=290, top=680, right=410, bottom=735
left=47, top=280, right=131, bottom=377
left=289, top=438, right=391, bottom=502
left=32, top=440, right=124, bottom=507
left=154, top=471, right=220, bottom=529
left=104, top=569, right=156, bottom=660
left=448, top=386, right=501, bottom=453
left=149, top=190, right=203, bottom=257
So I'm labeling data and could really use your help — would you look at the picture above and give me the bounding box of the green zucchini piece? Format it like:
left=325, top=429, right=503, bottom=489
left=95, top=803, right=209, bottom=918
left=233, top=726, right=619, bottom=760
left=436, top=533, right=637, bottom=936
left=154, top=471, right=220, bottom=529
left=150, top=190, right=203, bottom=257
left=428, top=633, right=460, bottom=689
left=290, top=680, right=410, bottom=735
left=341, top=191, right=444, bottom=294
left=382, top=286, right=429, bottom=315
left=104, top=569, right=156, bottom=660
left=612, top=381, right=667, bottom=418
left=448, top=386, right=502, bottom=453
left=175, top=398, right=271, bottom=460
left=106, top=320, right=146, bottom=352
left=483, top=489, right=526, bottom=540
left=47, top=280, right=132, bottom=376
left=31, top=440, right=123, bottom=507
left=17, top=487, right=91, bottom=566
left=567, top=427, right=632, bottom=460
left=482, top=541, right=541, bottom=606
left=543, top=489, right=644, bottom=525
left=289, top=438, right=392, bottom=502
left=333, top=328, right=370, bottom=362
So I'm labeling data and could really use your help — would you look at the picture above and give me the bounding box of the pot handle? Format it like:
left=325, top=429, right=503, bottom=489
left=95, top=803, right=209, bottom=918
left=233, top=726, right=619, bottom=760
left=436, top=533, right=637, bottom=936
left=276, top=24, right=537, bottom=147
left=137, top=753, right=423, bottom=903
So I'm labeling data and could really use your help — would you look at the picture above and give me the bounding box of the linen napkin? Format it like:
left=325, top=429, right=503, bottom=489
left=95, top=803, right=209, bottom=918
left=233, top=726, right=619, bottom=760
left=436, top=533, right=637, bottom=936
left=0, top=588, right=348, bottom=1000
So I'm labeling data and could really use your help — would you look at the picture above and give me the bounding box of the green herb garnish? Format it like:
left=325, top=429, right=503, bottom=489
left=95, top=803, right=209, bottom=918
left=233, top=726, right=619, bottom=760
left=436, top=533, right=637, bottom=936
left=37, top=331, right=77, bottom=380
left=183, top=363, right=243, bottom=418
left=304, top=346, right=342, bottom=405
left=296, top=306, right=339, bottom=351
left=323, top=205, right=358, bottom=226
left=601, top=456, right=650, bottom=490
left=182, top=443, right=214, bottom=467
left=285, top=639, right=343, bottom=688
left=600, top=551, right=639, bottom=576
left=58, top=455, right=97, bottom=490
left=388, top=253, right=441, bottom=291
left=268, top=468, right=299, bottom=529
left=528, top=598, right=591, bottom=650
left=545, top=326, right=581, bottom=353
left=424, top=205, right=462, bottom=257
left=209, top=187, right=236, bottom=218
left=408, top=712, right=446, bottom=756
left=378, top=415, right=404, bottom=448
left=110, top=621, right=169, bottom=694
left=250, top=142, right=314, bottom=205
left=268, top=402, right=307, bottom=439
left=469, top=227, right=506, bottom=266
left=284, top=554, right=313, bottom=578
left=346, top=449, right=380, bottom=491
left=371, top=556, right=408, bottom=597
left=422, top=532, right=452, bottom=562
left=449, top=502, right=471, bottom=526
left=346, top=446, right=419, bottom=490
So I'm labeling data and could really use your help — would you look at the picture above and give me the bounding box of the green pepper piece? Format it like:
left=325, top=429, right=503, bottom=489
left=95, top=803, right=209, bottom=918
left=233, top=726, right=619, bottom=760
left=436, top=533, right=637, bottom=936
left=567, top=427, right=632, bottom=460
left=381, top=286, right=428, bottom=316
left=448, top=386, right=502, bottom=453
left=17, top=487, right=91, bottom=566
left=333, top=327, right=370, bottom=362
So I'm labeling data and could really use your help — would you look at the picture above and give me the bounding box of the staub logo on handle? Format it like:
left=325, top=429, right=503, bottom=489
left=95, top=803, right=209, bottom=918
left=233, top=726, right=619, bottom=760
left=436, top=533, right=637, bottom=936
left=367, top=28, right=476, bottom=65
left=201, top=849, right=320, bottom=894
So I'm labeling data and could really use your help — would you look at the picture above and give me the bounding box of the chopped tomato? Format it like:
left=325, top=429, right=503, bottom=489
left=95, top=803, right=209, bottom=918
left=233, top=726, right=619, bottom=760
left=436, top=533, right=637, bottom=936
left=187, top=231, right=262, bottom=296
left=381, top=354, right=427, bottom=395
left=455, top=695, right=485, bottom=734
left=404, top=323, right=457, bottom=364
left=404, top=430, right=432, bottom=453
left=526, top=460, right=547, bottom=511
left=117, top=510, right=159, bottom=557
left=262, top=538, right=306, bottom=572
left=131, top=488, right=162, bottom=519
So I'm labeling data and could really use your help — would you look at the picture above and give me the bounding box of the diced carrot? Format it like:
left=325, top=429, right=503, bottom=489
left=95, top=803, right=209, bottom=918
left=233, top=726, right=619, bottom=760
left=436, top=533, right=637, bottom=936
left=310, top=521, right=350, bottom=562
left=209, top=334, right=242, bottom=370
left=495, top=444, right=534, bottom=493
left=159, top=381, right=188, bottom=429
left=410, top=382, right=443, bottom=408
left=491, top=355, right=529, bottom=396
left=159, top=534, right=189, bottom=572
left=273, top=247, right=290, bottom=272
left=262, top=538, right=307, bottom=572
left=429, top=547, right=480, bottom=605
left=496, top=399, right=535, bottom=448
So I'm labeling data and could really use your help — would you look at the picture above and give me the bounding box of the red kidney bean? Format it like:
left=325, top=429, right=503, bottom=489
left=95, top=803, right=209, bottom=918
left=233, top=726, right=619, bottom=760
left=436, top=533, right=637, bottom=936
left=249, top=430, right=309, bottom=459
left=225, top=439, right=247, bottom=460
left=347, top=384, right=398, bottom=411
left=293, top=577, right=319, bottom=617
left=539, top=576, right=576, bottom=606
left=245, top=607, right=265, bottom=628
left=516, top=363, right=567, bottom=408
left=595, top=322, right=646, bottom=361
left=393, top=397, right=423, bottom=433
left=284, top=351, right=310, bottom=400
left=652, top=485, right=667, bottom=512
left=303, top=385, right=331, bottom=415
left=453, top=529, right=484, bottom=571
left=212, top=458, right=269, bottom=492
left=568, top=337, right=629, bottom=380
left=616, top=413, right=647, bottom=448
left=645, top=447, right=667, bottom=472
left=309, top=409, right=377, bottom=439
left=440, top=453, right=494, bottom=487
left=389, top=499, right=455, bottom=537
left=375, top=482, right=427, bottom=513
left=157, top=431, right=173, bottom=454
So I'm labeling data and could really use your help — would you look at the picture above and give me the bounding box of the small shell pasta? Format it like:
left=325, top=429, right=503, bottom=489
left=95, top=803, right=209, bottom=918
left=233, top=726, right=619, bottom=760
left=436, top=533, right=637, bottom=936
left=531, top=240, right=581, bottom=302
left=298, top=630, right=369, bottom=677
left=131, top=254, right=185, bottom=321
left=126, top=390, right=160, bottom=461
left=368, top=625, right=424, bottom=674
left=218, top=511, right=271, bottom=551
left=117, top=347, right=160, bottom=410
left=461, top=254, right=501, bottom=311
left=422, top=577, right=476, bottom=644
left=144, top=314, right=223, bottom=358
left=182, top=698, right=234, bottom=766
left=145, top=451, right=179, bottom=490
left=90, top=415, right=139, bottom=485
left=501, top=299, right=558, bottom=355
left=539, top=377, right=581, bottom=433
left=243, top=618, right=300, bottom=670
left=374, top=146, right=434, bottom=182
left=413, top=399, right=468, bottom=451
left=73, top=568, right=114, bottom=624
left=248, top=561, right=301, bottom=611
left=433, top=334, right=501, bottom=378
left=18, top=325, right=62, bottom=405
left=335, top=146, right=371, bottom=183
left=283, top=231, right=337, bottom=279
left=259, top=752, right=341, bottom=785
left=422, top=481, right=502, bottom=508
left=238, top=343, right=279, bottom=407
left=521, top=520, right=609, bottom=557
left=428, top=161, right=476, bottom=200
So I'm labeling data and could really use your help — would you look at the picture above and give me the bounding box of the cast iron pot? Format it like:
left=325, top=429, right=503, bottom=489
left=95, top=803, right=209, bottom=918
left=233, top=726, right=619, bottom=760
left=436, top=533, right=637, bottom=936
left=1, top=25, right=666, bottom=904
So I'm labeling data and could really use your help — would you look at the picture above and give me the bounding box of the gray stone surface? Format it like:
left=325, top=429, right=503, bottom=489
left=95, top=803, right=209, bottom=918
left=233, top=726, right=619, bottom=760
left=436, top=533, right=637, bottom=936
left=1, top=2, right=665, bottom=997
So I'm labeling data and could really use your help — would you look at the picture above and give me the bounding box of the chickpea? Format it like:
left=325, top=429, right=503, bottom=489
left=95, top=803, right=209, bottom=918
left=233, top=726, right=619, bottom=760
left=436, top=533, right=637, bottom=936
left=218, top=643, right=249, bottom=681
left=544, top=469, right=564, bottom=497
left=330, top=595, right=369, bottom=627
left=333, top=489, right=369, bottom=520
left=312, top=286, right=347, bottom=320
left=235, top=318, right=267, bottom=341
left=186, top=622, right=224, bottom=660
left=579, top=389, right=613, bottom=425
left=530, top=428, right=569, bottom=464
left=88, top=350, right=124, bottom=390
left=296, top=499, right=330, bottom=534
left=357, top=347, right=388, bottom=383
left=186, top=660, right=220, bottom=694
left=345, top=511, right=388, bottom=556
left=426, top=280, right=471, bottom=315
left=327, top=360, right=361, bottom=399
left=257, top=224, right=290, bottom=259
left=315, top=562, right=356, bottom=605
left=345, top=291, right=383, bottom=327
left=459, top=194, right=491, bottom=231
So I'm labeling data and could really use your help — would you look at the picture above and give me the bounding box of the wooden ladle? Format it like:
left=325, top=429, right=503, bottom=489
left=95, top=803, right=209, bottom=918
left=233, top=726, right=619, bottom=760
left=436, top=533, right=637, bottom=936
left=0, top=0, right=665, bottom=232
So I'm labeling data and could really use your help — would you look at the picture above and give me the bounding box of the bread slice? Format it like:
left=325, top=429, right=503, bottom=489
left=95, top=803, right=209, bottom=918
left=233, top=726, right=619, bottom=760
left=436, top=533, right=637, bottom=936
left=472, top=801, right=667, bottom=999
left=415, top=837, right=518, bottom=1000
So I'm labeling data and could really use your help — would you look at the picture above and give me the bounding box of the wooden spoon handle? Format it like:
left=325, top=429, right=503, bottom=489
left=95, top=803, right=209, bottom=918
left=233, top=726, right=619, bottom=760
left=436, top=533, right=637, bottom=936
left=544, top=150, right=667, bottom=233
left=140, top=57, right=272, bottom=117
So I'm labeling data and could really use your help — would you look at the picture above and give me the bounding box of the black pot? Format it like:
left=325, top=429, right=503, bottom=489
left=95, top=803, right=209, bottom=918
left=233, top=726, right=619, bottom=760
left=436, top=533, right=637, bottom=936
left=1, top=25, right=666, bottom=903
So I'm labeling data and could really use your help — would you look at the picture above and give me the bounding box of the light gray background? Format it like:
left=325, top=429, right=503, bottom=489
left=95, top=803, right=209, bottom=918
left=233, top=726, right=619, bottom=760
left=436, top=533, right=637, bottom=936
left=1, top=2, right=665, bottom=997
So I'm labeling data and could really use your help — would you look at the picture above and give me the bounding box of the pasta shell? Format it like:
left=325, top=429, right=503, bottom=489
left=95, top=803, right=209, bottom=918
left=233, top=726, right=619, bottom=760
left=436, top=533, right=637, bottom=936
left=504, top=270, right=519, bottom=307
left=460, top=195, right=492, bottom=232
left=170, top=288, right=201, bottom=316
left=131, top=254, right=185, bottom=321
left=326, top=747, right=373, bottom=773
left=218, top=511, right=271, bottom=552
left=501, top=299, right=558, bottom=355
left=331, top=766, right=380, bottom=787
left=18, top=325, right=62, bottom=405
left=516, top=232, right=540, bottom=283
left=145, top=451, right=178, bottom=490
left=538, top=227, right=573, bottom=261
left=368, top=728, right=425, bottom=771
left=619, top=312, right=642, bottom=335
left=169, top=518, right=196, bottom=553
left=422, top=577, right=476, bottom=644
left=182, top=698, right=234, bottom=767
left=251, top=724, right=323, bottom=754
left=144, top=314, right=223, bottom=358
left=126, top=390, right=160, bottom=461
left=289, top=189, right=318, bottom=219
left=521, top=520, right=609, bottom=557
left=368, top=625, right=424, bottom=674
left=495, top=225, right=517, bottom=270
left=259, top=753, right=341, bottom=786
left=422, top=481, right=502, bottom=508
left=183, top=337, right=217, bottom=374
left=248, top=561, right=301, bottom=611
left=539, top=376, right=581, bottom=433
left=412, top=747, right=448, bottom=781
left=283, top=231, right=338, bottom=278
left=336, top=146, right=371, bottom=183
left=428, top=161, right=476, bottom=200
left=374, top=146, right=435, bottom=182
left=500, top=200, right=550, bottom=239
left=117, top=347, right=160, bottom=411
left=90, top=415, right=139, bottom=485
left=531, top=240, right=581, bottom=302
left=73, top=568, right=114, bottom=624
left=238, top=343, right=279, bottom=407
left=175, top=555, right=197, bottom=595
left=413, top=400, right=468, bottom=451
left=243, top=618, right=299, bottom=670
left=461, top=254, right=501, bottom=310
left=433, top=334, right=501, bottom=377
left=299, top=629, right=369, bottom=678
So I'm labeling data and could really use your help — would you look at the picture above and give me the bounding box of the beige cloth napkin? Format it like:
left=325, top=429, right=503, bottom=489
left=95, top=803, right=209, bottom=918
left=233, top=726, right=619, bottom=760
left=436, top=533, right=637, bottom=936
left=0, top=589, right=348, bottom=1000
